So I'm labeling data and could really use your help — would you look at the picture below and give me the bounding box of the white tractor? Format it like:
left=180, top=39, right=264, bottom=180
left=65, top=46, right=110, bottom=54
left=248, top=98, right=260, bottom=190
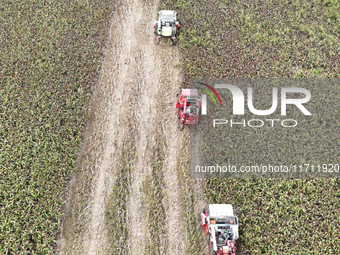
left=201, top=204, right=239, bottom=255
left=154, top=10, right=181, bottom=45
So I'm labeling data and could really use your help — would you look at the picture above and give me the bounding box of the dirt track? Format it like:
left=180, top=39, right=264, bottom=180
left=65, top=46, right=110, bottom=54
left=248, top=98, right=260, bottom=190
left=57, top=0, right=207, bottom=254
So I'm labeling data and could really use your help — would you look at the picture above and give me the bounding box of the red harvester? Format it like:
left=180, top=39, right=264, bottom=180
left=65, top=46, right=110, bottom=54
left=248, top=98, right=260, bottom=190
left=176, top=89, right=201, bottom=130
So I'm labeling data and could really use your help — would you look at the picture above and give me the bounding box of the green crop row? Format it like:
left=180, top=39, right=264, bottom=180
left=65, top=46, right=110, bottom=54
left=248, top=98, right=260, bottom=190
left=0, top=0, right=115, bottom=253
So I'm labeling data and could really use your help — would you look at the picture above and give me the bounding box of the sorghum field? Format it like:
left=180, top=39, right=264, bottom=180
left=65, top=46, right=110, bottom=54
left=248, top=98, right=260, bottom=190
left=0, top=0, right=114, bottom=253
left=160, top=0, right=340, bottom=254
left=1, top=0, right=339, bottom=254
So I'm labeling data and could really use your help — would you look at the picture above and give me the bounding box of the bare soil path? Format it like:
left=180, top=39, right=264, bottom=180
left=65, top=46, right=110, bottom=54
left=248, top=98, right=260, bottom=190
left=57, top=0, right=207, bottom=254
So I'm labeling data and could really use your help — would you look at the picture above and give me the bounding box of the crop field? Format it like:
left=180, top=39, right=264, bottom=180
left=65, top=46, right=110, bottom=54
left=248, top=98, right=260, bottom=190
left=1, top=0, right=339, bottom=254
left=0, top=0, right=114, bottom=253
left=160, top=0, right=340, bottom=254
left=162, top=0, right=339, bottom=79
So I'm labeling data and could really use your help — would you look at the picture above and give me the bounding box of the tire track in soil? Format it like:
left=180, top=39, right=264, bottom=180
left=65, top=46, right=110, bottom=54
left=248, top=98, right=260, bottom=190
left=82, top=0, right=143, bottom=253
left=58, top=0, right=142, bottom=254
left=58, top=0, right=208, bottom=254
left=125, top=0, right=187, bottom=254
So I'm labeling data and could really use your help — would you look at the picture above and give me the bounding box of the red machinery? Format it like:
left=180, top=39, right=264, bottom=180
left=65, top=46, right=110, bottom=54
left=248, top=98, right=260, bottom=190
left=176, top=89, right=201, bottom=130
left=201, top=204, right=239, bottom=255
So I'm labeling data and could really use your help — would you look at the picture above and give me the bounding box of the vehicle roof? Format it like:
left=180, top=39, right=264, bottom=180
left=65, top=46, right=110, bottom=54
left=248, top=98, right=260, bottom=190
left=181, top=89, right=199, bottom=97
left=209, top=204, right=234, bottom=217
left=159, top=10, right=175, bottom=16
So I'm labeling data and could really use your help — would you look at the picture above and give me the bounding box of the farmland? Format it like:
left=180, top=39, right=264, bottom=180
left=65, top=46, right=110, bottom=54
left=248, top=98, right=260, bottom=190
left=0, top=0, right=339, bottom=254
left=0, top=0, right=114, bottom=253
left=159, top=0, right=340, bottom=253
left=57, top=0, right=208, bottom=254
left=163, top=0, right=339, bottom=79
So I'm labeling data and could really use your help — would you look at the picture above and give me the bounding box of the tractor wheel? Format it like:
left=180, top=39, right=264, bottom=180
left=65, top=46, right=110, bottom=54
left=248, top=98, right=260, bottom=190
left=154, top=23, right=158, bottom=34
left=154, top=37, right=160, bottom=45
left=209, top=240, right=215, bottom=255
left=206, top=234, right=210, bottom=245
left=178, top=122, right=185, bottom=131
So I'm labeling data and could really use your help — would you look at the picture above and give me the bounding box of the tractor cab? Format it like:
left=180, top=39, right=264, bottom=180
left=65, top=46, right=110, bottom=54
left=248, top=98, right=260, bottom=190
left=212, top=216, right=238, bottom=250
left=176, top=89, right=201, bottom=130
left=154, top=10, right=181, bottom=45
